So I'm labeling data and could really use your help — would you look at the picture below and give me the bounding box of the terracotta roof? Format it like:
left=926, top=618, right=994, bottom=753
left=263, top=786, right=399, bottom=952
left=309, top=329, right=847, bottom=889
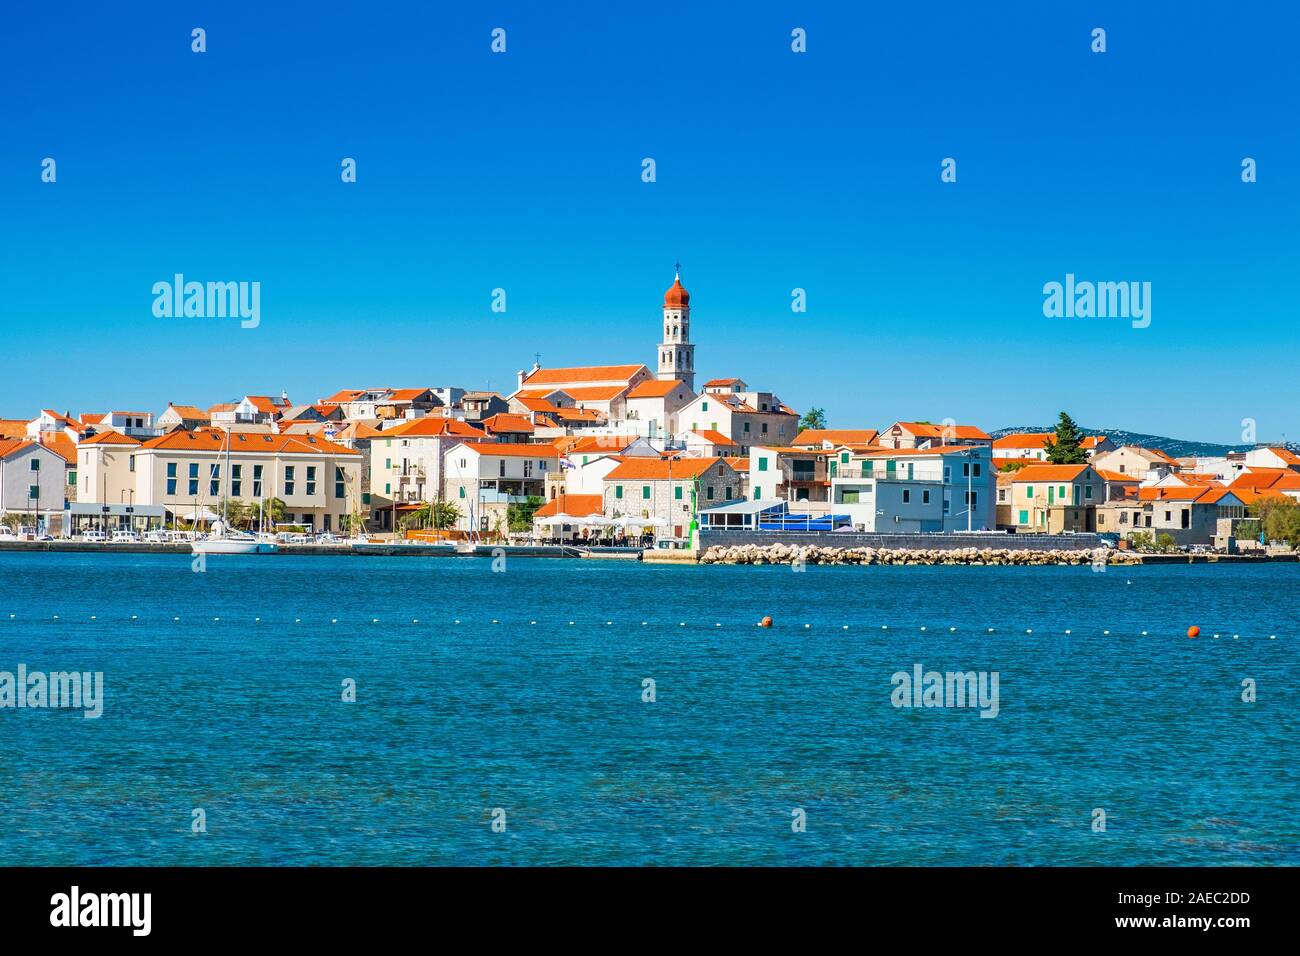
left=1096, top=469, right=1139, bottom=483
left=514, top=396, right=560, bottom=413
left=626, top=379, right=686, bottom=399
left=534, top=494, right=604, bottom=519
left=888, top=422, right=991, bottom=441
left=1010, top=464, right=1091, bottom=482
left=165, top=404, right=210, bottom=420
left=386, top=388, right=430, bottom=402
left=454, top=441, right=560, bottom=459
left=1258, top=446, right=1300, bottom=466
left=1138, top=486, right=1208, bottom=502
left=723, top=456, right=749, bottom=472
left=382, top=418, right=482, bottom=439
left=605, top=457, right=731, bottom=481
left=321, top=389, right=367, bottom=403
left=80, top=431, right=142, bottom=446
left=481, top=413, right=535, bottom=434
left=689, top=429, right=737, bottom=447
left=1230, top=468, right=1291, bottom=490
left=0, top=438, right=35, bottom=460
left=991, top=432, right=1054, bottom=449
left=520, top=365, right=646, bottom=386
left=244, top=395, right=291, bottom=415
left=0, top=420, right=28, bottom=440
left=793, top=428, right=879, bottom=447
left=551, top=407, right=606, bottom=423
left=138, top=430, right=358, bottom=456
left=38, top=434, right=77, bottom=462
left=704, top=377, right=743, bottom=387
left=664, top=275, right=690, bottom=308
left=558, top=435, right=640, bottom=455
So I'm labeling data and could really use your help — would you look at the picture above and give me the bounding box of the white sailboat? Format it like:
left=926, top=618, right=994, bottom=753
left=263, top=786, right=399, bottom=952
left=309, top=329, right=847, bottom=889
left=192, top=426, right=278, bottom=555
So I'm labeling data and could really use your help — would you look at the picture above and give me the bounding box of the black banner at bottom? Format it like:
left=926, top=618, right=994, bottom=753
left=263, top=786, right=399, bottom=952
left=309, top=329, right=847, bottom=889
left=0, top=866, right=1281, bottom=941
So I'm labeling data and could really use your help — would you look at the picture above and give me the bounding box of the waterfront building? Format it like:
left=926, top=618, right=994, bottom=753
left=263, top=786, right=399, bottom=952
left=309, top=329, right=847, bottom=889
left=0, top=438, right=68, bottom=534
left=748, top=445, right=831, bottom=509
left=601, top=456, right=740, bottom=543
left=675, top=385, right=798, bottom=455
left=443, top=441, right=560, bottom=535
left=130, top=428, right=362, bottom=533
left=1005, top=463, right=1104, bottom=533
left=367, top=417, right=484, bottom=529
left=530, top=493, right=605, bottom=542
left=828, top=445, right=996, bottom=532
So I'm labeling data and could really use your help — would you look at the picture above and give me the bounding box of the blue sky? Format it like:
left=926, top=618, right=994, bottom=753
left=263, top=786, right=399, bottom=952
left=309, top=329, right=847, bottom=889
left=1, top=2, right=1296, bottom=443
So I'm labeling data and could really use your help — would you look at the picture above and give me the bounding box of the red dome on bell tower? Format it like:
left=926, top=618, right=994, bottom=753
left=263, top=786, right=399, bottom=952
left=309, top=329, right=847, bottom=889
left=664, top=268, right=690, bottom=308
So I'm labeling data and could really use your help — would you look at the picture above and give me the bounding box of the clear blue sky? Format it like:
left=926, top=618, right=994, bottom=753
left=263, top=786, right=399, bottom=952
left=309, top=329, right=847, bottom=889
left=1, top=2, right=1296, bottom=443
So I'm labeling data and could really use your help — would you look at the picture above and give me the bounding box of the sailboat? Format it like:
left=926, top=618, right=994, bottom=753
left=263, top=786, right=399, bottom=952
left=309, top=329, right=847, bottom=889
left=192, top=426, right=278, bottom=555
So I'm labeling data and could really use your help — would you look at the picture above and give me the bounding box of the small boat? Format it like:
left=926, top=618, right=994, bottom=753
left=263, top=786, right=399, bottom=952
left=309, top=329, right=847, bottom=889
left=192, top=534, right=277, bottom=555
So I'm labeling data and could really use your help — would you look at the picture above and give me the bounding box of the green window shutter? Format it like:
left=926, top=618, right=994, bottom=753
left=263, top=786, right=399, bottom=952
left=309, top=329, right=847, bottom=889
left=841, top=452, right=849, bottom=464
left=702, top=401, right=708, bottom=411
left=458, top=487, right=465, bottom=499
left=674, top=486, right=683, bottom=500
left=865, top=460, right=873, bottom=474
left=1019, top=510, right=1028, bottom=524
left=1026, top=485, right=1033, bottom=497
left=758, top=458, right=768, bottom=472
left=615, top=485, right=623, bottom=499
left=642, top=485, right=650, bottom=499
left=753, top=486, right=760, bottom=499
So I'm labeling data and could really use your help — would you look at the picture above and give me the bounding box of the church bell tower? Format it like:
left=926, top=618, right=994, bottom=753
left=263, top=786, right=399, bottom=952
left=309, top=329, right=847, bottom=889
left=657, top=264, right=694, bottom=392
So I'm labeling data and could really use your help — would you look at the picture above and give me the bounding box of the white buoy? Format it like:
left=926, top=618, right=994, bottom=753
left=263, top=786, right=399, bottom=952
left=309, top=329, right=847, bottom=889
left=454, top=619, right=460, bottom=624
left=881, top=625, right=888, bottom=630
left=987, top=627, right=994, bottom=633
left=1141, top=630, right=1148, bottom=636
left=331, top=618, right=337, bottom=623
left=949, top=627, right=956, bottom=632
left=530, top=621, right=536, bottom=625
left=804, top=624, right=811, bottom=629
left=1026, top=629, right=1033, bottom=634
left=212, top=617, right=219, bottom=622
left=1233, top=634, right=1239, bottom=640
left=90, top=615, right=96, bottom=621
left=920, top=626, right=927, bottom=632
left=1269, top=635, right=1276, bottom=640
left=842, top=625, right=849, bottom=630
left=568, top=621, right=574, bottom=625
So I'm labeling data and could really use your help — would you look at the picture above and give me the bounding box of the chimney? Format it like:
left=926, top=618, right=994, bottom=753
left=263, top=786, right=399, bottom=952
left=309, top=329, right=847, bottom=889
left=517, top=369, right=527, bottom=390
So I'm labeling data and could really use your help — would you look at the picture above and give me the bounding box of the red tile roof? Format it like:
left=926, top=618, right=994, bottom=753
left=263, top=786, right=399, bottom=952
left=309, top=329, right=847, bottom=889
left=520, top=365, right=646, bottom=386
left=626, top=379, right=687, bottom=399
left=533, top=494, right=604, bottom=518
left=605, top=457, right=732, bottom=480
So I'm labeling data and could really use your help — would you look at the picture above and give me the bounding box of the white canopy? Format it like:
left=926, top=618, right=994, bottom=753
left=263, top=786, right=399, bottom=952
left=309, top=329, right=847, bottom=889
left=181, top=507, right=222, bottom=523
left=620, top=516, right=668, bottom=528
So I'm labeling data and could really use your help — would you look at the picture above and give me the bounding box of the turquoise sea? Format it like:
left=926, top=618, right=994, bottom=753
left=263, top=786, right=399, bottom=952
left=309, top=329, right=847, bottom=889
left=0, top=552, right=1296, bottom=865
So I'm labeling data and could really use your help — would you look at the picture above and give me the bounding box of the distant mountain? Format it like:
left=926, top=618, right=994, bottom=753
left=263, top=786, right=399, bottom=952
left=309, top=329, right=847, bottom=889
left=988, top=426, right=1296, bottom=460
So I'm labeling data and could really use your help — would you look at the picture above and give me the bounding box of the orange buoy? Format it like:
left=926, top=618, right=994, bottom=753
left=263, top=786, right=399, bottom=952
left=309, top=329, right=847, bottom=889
left=1187, top=626, right=1200, bottom=639
left=759, top=616, right=773, bottom=628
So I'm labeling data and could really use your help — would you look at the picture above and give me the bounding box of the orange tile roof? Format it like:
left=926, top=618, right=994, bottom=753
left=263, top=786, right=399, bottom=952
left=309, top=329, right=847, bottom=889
left=605, top=457, right=731, bottom=481
left=1258, top=446, right=1300, bottom=466
left=723, top=456, right=750, bottom=472
left=80, top=431, right=142, bottom=446
left=626, top=379, right=687, bottom=399
left=704, top=377, right=744, bottom=387
left=165, top=404, right=210, bottom=420
left=551, top=407, right=606, bottom=422
left=138, top=430, right=359, bottom=456
left=532, top=384, right=626, bottom=402
left=514, top=396, right=560, bottom=413
left=793, top=429, right=880, bottom=446
left=561, top=435, right=640, bottom=454
left=891, top=422, right=992, bottom=441
left=1096, top=469, right=1139, bottom=483
left=0, top=420, right=28, bottom=440
left=1138, top=486, right=1208, bottom=502
left=1230, top=468, right=1291, bottom=490
left=689, top=429, right=737, bottom=447
left=992, top=432, right=1054, bottom=449
left=455, top=441, right=560, bottom=458
left=38, top=434, right=77, bottom=462
left=382, top=417, right=482, bottom=439
left=533, top=494, right=604, bottom=518
left=321, top=389, right=366, bottom=403
left=0, top=438, right=35, bottom=460
left=1011, top=464, right=1091, bottom=481
left=386, top=388, right=430, bottom=402
left=481, top=413, right=535, bottom=433
left=245, top=395, right=290, bottom=415
left=520, top=365, right=646, bottom=386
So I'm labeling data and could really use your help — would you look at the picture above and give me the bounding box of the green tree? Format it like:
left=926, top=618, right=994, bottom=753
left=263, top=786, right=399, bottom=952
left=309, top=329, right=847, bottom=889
left=1128, top=530, right=1154, bottom=551
left=1155, top=532, right=1178, bottom=553
left=254, top=497, right=286, bottom=530
left=1044, top=411, right=1088, bottom=464
left=798, top=407, right=827, bottom=431
left=430, top=500, right=461, bottom=529
left=1248, top=495, right=1300, bottom=547
left=506, top=495, right=545, bottom=532
left=223, top=500, right=253, bottom=530
left=997, top=461, right=1027, bottom=473
left=0, top=513, right=23, bottom=532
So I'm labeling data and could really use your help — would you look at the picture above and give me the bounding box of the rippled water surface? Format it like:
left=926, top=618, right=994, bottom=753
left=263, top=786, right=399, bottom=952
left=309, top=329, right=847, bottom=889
left=0, top=552, right=1296, bottom=865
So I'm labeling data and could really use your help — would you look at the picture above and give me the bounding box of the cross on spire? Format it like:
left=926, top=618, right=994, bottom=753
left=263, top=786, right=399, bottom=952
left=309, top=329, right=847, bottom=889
left=674, top=259, right=681, bottom=279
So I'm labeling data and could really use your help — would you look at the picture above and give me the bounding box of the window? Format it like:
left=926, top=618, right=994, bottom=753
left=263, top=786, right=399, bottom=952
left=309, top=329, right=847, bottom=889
left=758, top=458, right=769, bottom=472
left=864, top=460, right=873, bottom=474
left=68, top=469, right=77, bottom=486
left=902, top=489, right=911, bottom=503
left=385, top=483, right=391, bottom=494
left=231, top=464, right=242, bottom=497
left=188, top=463, right=199, bottom=496
left=615, top=485, right=623, bottom=499
left=458, top=487, right=466, bottom=499
left=306, top=466, right=317, bottom=495
left=209, top=464, right=221, bottom=496
left=28, top=484, right=39, bottom=500
left=128, top=455, right=135, bottom=472
left=1058, top=485, right=1067, bottom=499
left=725, top=486, right=733, bottom=500
left=761, top=423, right=768, bottom=434
left=1084, top=485, right=1093, bottom=500
left=1025, top=485, right=1034, bottom=498
left=1019, top=509, right=1029, bottom=524
left=923, top=490, right=930, bottom=504
left=753, top=486, right=760, bottom=499
left=498, top=460, right=506, bottom=477
left=674, top=486, right=683, bottom=500
left=29, top=458, right=39, bottom=471
left=841, top=452, right=849, bottom=464
left=253, top=464, right=263, bottom=497
left=943, top=465, right=951, bottom=482
left=998, top=488, right=1006, bottom=502
left=962, top=462, right=969, bottom=477
left=385, top=458, right=391, bottom=469
left=285, top=466, right=296, bottom=496
left=943, top=496, right=950, bottom=514
left=702, top=401, right=709, bottom=411
left=966, top=491, right=978, bottom=506
left=706, top=486, right=714, bottom=500
left=335, top=467, right=345, bottom=499
left=523, top=460, right=533, bottom=478
left=642, top=485, right=651, bottom=499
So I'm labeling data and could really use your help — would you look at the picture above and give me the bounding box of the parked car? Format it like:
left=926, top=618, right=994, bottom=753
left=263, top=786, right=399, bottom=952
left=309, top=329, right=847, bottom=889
left=0, top=527, right=17, bottom=541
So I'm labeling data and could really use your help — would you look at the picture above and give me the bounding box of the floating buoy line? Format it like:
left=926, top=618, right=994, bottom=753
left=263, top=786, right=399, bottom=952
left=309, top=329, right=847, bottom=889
left=0, top=614, right=1281, bottom=639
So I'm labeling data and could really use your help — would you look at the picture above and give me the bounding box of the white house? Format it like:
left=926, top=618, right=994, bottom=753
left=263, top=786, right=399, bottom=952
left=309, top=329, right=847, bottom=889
left=443, top=442, right=560, bottom=535
left=0, top=439, right=68, bottom=533
left=828, top=445, right=997, bottom=532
